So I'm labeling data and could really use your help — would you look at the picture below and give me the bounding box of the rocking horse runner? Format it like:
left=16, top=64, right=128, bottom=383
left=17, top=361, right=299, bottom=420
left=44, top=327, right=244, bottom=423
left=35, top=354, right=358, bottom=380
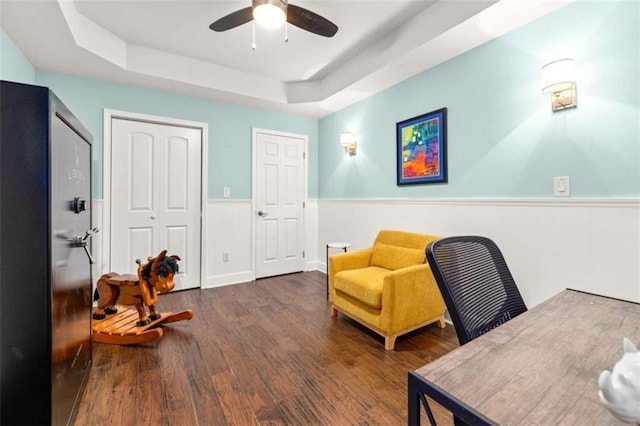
left=92, top=250, right=193, bottom=345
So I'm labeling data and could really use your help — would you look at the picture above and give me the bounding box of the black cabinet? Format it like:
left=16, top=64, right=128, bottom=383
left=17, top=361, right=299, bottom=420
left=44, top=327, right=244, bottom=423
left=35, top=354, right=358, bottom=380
left=1, top=81, right=93, bottom=425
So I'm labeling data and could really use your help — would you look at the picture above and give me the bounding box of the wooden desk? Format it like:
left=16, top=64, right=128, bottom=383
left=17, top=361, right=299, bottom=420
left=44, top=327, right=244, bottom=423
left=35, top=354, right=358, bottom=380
left=408, top=290, right=640, bottom=425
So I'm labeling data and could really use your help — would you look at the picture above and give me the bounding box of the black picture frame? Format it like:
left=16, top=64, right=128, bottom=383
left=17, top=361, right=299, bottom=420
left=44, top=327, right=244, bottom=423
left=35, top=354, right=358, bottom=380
left=396, top=107, right=447, bottom=185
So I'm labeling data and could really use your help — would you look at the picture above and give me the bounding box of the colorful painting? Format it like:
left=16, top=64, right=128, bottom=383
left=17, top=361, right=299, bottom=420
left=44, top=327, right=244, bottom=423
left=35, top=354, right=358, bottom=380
left=396, top=108, right=447, bottom=185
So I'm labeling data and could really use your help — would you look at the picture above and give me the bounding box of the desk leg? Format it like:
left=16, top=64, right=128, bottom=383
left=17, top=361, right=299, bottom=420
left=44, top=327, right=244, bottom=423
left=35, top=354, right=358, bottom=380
left=408, top=371, right=421, bottom=426
left=408, top=371, right=495, bottom=426
left=408, top=371, right=437, bottom=426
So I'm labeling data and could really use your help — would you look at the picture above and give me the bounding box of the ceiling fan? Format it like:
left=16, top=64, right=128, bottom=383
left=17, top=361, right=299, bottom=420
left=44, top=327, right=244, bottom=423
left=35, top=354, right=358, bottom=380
left=209, top=0, right=338, bottom=38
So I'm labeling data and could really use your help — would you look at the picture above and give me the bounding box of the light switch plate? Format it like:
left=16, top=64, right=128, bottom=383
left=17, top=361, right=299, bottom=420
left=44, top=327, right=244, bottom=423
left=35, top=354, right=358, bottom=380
left=554, top=176, right=570, bottom=197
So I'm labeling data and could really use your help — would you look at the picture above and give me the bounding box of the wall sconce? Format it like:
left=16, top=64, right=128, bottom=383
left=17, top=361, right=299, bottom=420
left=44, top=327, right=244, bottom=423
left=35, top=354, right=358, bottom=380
left=340, top=132, right=357, bottom=155
left=541, top=58, right=577, bottom=112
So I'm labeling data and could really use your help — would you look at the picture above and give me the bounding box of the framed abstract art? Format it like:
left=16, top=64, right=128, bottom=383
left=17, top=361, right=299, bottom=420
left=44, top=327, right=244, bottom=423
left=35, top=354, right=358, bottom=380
left=396, top=107, right=447, bottom=185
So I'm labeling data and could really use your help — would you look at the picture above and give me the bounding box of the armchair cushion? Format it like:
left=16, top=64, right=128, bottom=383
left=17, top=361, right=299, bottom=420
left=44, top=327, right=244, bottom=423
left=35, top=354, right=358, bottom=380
left=370, top=242, right=425, bottom=270
left=333, top=266, right=388, bottom=309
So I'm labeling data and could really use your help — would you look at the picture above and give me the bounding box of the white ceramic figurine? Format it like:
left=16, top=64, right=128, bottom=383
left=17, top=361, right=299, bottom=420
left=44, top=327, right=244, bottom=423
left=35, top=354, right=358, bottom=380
left=598, top=338, right=640, bottom=424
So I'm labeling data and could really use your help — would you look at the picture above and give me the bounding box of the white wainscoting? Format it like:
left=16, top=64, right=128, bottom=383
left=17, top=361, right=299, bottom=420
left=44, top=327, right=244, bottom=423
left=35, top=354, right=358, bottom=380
left=304, top=198, right=319, bottom=272
left=204, top=199, right=254, bottom=288
left=318, top=198, right=640, bottom=307
left=95, top=197, right=639, bottom=303
left=94, top=198, right=320, bottom=289
left=204, top=199, right=319, bottom=288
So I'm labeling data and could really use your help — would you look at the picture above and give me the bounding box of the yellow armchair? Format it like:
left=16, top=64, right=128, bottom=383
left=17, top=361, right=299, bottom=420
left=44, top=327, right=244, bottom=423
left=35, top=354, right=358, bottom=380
left=329, top=230, right=446, bottom=350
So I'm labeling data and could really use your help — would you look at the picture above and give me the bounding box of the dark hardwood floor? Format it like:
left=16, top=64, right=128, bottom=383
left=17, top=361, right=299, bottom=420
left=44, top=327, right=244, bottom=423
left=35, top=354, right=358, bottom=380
left=74, top=271, right=458, bottom=425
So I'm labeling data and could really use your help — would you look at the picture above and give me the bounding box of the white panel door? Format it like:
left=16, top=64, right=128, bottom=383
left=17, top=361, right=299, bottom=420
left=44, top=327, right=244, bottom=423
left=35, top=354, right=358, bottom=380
left=111, top=118, right=201, bottom=290
left=255, top=130, right=305, bottom=278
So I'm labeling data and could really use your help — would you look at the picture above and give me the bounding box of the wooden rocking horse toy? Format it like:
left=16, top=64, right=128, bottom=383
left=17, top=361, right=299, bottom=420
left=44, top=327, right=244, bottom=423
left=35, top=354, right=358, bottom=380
left=92, top=250, right=193, bottom=345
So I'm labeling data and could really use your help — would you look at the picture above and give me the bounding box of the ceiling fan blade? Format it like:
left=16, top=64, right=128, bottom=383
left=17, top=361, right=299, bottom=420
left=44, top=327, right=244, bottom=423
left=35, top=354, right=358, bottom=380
left=287, top=4, right=338, bottom=38
left=209, top=6, right=254, bottom=32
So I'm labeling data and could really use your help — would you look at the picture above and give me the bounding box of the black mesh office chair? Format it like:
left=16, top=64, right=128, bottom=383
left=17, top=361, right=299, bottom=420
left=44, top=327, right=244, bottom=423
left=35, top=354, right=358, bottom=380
left=426, top=236, right=528, bottom=346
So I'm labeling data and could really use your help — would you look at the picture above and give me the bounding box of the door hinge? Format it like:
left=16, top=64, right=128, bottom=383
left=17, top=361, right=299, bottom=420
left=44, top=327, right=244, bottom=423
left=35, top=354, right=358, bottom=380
left=303, top=251, right=306, bottom=258
left=303, top=152, right=306, bottom=160
left=303, top=201, right=305, bottom=208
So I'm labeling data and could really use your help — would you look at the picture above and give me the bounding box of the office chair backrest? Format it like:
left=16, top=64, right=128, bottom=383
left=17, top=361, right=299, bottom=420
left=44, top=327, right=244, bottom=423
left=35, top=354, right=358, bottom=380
left=426, top=236, right=527, bottom=346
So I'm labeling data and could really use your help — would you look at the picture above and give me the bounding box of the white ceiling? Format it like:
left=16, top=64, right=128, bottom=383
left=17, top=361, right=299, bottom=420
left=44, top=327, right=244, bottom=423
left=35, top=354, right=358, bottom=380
left=0, top=0, right=572, bottom=118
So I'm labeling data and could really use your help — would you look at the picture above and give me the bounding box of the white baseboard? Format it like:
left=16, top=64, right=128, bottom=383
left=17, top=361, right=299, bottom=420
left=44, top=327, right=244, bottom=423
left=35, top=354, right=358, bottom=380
left=203, top=271, right=254, bottom=289
left=306, top=260, right=321, bottom=272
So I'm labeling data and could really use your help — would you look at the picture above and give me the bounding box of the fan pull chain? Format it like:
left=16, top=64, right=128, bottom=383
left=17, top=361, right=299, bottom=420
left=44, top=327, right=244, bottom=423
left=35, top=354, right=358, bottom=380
left=284, top=22, right=288, bottom=43
left=252, top=22, right=256, bottom=50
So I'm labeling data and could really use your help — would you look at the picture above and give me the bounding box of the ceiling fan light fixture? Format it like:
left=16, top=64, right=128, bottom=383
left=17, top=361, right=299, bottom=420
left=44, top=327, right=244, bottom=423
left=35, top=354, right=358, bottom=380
left=253, top=0, right=287, bottom=29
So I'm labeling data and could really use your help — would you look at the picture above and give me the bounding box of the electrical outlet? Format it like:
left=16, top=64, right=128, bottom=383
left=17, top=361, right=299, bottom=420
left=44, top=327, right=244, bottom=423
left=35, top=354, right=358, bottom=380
left=223, top=187, right=231, bottom=198
left=222, top=252, right=229, bottom=262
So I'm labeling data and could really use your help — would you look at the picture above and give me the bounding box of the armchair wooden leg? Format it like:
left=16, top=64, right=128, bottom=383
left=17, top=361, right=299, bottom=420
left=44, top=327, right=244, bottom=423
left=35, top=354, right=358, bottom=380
left=437, top=315, right=446, bottom=328
left=385, top=335, right=397, bottom=351
left=330, top=306, right=338, bottom=317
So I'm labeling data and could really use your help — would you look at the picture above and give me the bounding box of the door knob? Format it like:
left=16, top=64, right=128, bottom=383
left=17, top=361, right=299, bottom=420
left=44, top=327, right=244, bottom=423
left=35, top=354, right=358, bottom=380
left=257, top=210, right=268, bottom=217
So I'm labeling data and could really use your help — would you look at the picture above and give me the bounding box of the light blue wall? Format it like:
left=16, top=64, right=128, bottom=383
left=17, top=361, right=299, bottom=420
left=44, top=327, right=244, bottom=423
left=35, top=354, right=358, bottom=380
left=0, top=27, right=36, bottom=84
left=36, top=71, right=318, bottom=199
left=318, top=0, right=640, bottom=198
left=3, top=0, right=638, bottom=201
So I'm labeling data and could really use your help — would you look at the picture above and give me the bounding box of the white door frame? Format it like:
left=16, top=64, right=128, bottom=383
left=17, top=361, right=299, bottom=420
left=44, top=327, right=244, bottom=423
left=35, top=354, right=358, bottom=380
left=251, top=127, right=308, bottom=280
left=103, top=109, right=208, bottom=286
